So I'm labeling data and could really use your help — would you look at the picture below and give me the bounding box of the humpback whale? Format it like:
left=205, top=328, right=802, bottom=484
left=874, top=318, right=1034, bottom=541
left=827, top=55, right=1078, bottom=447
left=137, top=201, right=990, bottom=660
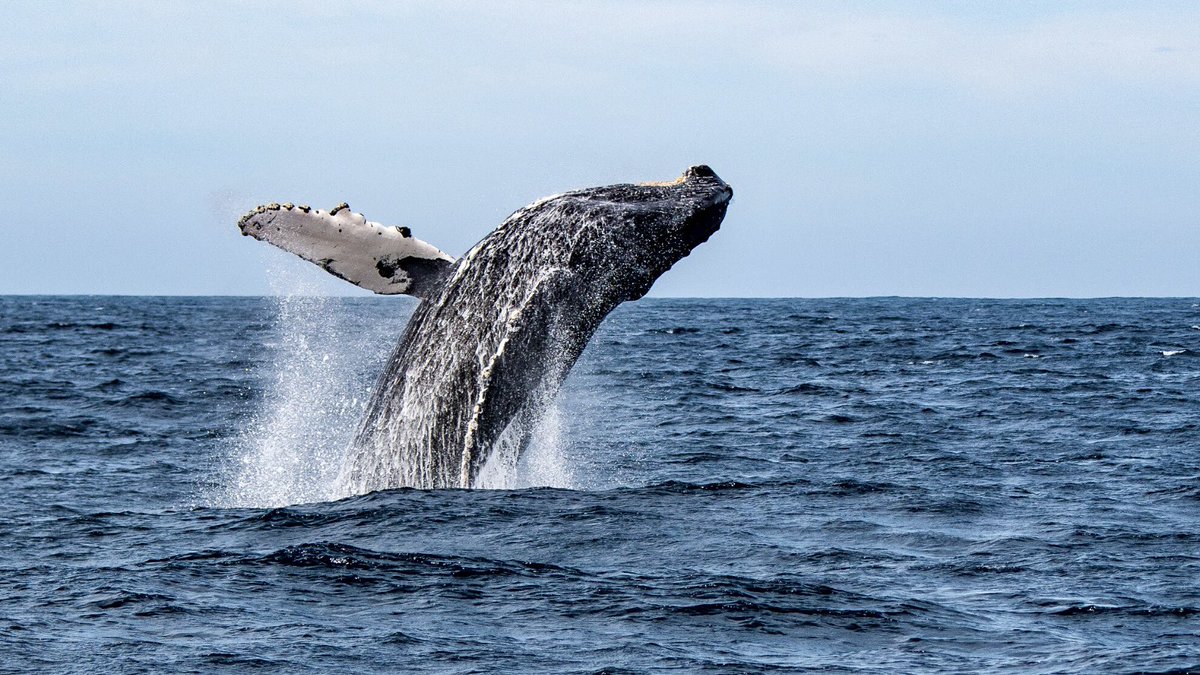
left=239, top=165, right=732, bottom=491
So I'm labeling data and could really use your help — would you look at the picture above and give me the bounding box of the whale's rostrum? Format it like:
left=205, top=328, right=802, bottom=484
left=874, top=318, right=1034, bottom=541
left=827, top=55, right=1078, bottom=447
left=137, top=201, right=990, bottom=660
left=239, top=165, right=732, bottom=491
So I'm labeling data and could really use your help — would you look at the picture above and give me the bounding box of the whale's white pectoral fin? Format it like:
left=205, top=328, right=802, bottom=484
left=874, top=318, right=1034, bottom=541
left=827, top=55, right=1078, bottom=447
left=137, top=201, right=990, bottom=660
left=238, top=203, right=456, bottom=298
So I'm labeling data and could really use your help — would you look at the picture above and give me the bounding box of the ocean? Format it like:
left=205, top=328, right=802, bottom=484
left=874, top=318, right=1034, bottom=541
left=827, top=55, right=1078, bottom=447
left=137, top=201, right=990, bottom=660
left=2, top=295, right=1198, bottom=673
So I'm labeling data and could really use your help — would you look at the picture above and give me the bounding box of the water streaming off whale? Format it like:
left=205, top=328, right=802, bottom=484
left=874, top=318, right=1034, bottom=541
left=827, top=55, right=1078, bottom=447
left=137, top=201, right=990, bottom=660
left=212, top=280, right=577, bottom=507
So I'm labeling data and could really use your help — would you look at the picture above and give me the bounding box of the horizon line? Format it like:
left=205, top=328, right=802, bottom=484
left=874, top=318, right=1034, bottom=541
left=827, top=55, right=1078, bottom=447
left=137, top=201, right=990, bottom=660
left=3, top=293, right=1198, bottom=301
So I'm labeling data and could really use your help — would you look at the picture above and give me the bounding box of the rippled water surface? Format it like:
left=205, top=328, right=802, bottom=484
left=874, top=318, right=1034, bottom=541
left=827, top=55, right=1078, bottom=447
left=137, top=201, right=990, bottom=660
left=3, top=296, right=1199, bottom=673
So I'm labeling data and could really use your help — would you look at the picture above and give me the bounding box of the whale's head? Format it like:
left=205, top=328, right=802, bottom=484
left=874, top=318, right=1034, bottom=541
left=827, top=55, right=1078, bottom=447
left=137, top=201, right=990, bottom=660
left=564, top=165, right=733, bottom=302
left=637, top=164, right=733, bottom=253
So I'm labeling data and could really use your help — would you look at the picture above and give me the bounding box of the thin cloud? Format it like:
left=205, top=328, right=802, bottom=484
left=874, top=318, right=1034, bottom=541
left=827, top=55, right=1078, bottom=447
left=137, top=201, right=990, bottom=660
left=752, top=9, right=1200, bottom=96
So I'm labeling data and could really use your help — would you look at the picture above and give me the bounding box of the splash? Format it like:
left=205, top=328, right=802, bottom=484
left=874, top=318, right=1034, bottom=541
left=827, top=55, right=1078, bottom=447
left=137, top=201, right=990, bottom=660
left=211, top=257, right=577, bottom=507
left=210, top=262, right=388, bottom=508
left=474, top=400, right=575, bottom=490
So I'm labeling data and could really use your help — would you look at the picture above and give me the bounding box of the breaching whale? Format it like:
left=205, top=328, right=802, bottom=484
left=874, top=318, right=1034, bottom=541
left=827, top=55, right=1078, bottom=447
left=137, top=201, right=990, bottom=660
left=239, top=165, right=732, bottom=491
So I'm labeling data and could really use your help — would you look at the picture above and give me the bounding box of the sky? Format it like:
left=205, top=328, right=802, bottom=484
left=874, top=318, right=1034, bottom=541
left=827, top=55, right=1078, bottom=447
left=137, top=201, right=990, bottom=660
left=1, top=0, right=1197, bottom=297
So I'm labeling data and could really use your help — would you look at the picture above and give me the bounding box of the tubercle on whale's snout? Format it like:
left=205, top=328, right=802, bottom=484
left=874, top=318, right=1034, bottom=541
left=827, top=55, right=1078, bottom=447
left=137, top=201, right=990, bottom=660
left=683, top=166, right=733, bottom=204
left=639, top=165, right=728, bottom=191
left=634, top=167, right=731, bottom=213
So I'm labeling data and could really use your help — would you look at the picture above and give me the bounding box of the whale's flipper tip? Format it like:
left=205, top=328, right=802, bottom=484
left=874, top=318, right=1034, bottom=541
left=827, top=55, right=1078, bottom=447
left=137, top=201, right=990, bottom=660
left=239, top=203, right=456, bottom=298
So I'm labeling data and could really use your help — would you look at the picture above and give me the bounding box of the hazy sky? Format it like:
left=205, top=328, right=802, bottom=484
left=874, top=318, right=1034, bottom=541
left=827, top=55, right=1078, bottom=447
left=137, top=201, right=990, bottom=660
left=2, top=1, right=1198, bottom=297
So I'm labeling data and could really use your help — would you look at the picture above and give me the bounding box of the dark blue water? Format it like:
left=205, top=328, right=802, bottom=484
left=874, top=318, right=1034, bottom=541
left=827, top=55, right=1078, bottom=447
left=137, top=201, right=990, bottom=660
left=3, top=296, right=1199, bottom=673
